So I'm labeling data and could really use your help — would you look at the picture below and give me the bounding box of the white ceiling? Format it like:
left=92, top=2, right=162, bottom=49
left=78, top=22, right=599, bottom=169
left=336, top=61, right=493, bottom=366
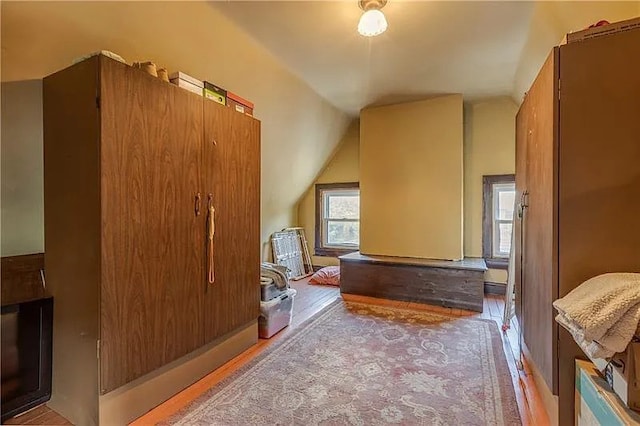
left=212, top=1, right=536, bottom=115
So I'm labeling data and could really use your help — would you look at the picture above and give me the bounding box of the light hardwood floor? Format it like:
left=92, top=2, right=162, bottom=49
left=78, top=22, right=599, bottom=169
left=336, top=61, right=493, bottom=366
left=4, top=404, right=71, bottom=425
left=133, top=278, right=548, bottom=426
left=6, top=280, right=547, bottom=425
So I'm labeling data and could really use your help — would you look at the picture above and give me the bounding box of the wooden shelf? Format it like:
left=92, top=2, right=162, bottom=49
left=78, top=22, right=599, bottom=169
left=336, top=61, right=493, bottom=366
left=1, top=254, right=50, bottom=307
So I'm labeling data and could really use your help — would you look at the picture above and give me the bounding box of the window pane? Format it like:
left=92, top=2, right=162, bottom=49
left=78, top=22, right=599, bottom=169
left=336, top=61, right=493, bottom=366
left=495, top=222, right=512, bottom=257
left=326, top=220, right=359, bottom=246
left=494, top=183, right=515, bottom=221
left=327, top=193, right=359, bottom=219
left=498, top=190, right=515, bottom=220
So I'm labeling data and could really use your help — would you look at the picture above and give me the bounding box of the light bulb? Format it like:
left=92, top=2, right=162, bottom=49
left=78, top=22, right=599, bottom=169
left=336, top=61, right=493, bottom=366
left=358, top=9, right=388, bottom=37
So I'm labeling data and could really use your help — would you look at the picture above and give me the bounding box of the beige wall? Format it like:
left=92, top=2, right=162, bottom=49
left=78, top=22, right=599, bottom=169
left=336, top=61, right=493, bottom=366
left=360, top=95, right=464, bottom=260
left=296, top=96, right=516, bottom=280
left=513, top=2, right=639, bottom=101
left=463, top=97, right=518, bottom=283
left=0, top=1, right=349, bottom=257
left=297, top=121, right=360, bottom=267
left=1, top=80, right=44, bottom=256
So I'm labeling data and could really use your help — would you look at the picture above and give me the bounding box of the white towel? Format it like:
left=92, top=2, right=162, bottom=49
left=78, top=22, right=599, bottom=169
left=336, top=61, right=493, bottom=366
left=553, top=273, right=640, bottom=357
left=556, top=311, right=614, bottom=359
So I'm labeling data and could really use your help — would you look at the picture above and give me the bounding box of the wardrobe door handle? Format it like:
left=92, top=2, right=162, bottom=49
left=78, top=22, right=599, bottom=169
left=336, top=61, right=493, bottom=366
left=207, top=194, right=215, bottom=284
left=195, top=193, right=201, bottom=216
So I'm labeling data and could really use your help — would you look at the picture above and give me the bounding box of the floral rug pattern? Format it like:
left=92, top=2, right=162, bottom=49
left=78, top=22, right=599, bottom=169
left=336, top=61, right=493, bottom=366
left=166, top=300, right=521, bottom=425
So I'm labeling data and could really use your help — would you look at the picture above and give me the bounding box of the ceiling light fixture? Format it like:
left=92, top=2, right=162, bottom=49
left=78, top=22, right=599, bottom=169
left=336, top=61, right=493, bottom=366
left=358, top=0, right=388, bottom=37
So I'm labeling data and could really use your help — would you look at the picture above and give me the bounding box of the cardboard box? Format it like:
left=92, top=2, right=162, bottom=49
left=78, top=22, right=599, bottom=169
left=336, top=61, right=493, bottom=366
left=168, top=72, right=203, bottom=88
left=169, top=72, right=204, bottom=96
left=605, top=342, right=640, bottom=412
left=203, top=82, right=227, bottom=106
left=566, top=17, right=640, bottom=44
left=576, top=360, right=640, bottom=425
left=227, top=91, right=254, bottom=117
left=169, top=78, right=203, bottom=96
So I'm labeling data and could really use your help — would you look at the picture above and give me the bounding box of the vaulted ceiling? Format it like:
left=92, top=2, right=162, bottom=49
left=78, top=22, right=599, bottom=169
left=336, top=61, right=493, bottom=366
left=213, top=1, right=640, bottom=115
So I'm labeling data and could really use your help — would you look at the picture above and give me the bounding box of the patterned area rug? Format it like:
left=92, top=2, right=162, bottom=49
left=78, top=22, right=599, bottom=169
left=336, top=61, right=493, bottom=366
left=166, top=300, right=521, bottom=425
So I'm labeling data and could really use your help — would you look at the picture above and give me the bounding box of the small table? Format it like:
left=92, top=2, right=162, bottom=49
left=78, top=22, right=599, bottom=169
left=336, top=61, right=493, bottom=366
left=1, top=254, right=53, bottom=422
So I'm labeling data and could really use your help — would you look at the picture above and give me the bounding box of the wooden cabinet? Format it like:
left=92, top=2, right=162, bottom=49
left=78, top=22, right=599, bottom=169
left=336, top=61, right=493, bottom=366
left=43, top=55, right=260, bottom=425
left=516, top=28, right=640, bottom=425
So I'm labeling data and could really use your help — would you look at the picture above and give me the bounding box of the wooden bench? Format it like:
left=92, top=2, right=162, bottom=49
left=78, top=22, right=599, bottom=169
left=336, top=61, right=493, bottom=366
left=339, top=252, right=487, bottom=312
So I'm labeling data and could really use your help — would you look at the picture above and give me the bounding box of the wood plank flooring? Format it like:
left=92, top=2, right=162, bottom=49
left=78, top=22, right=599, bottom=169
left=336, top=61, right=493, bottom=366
left=133, top=278, right=548, bottom=426
left=4, top=280, right=548, bottom=425
left=4, top=404, right=71, bottom=425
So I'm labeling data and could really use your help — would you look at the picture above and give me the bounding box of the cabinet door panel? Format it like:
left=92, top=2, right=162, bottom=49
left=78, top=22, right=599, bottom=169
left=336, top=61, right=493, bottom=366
left=517, top=49, right=558, bottom=394
left=514, top=104, right=528, bottom=326
left=203, top=102, right=260, bottom=343
left=100, top=58, right=204, bottom=393
left=557, top=29, right=640, bottom=426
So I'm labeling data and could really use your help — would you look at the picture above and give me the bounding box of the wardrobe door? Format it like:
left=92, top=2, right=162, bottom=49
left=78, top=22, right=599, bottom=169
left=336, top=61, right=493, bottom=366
left=203, top=101, right=261, bottom=343
left=518, top=49, right=559, bottom=394
left=558, top=30, right=640, bottom=319
left=514, top=104, right=528, bottom=324
left=557, top=29, right=640, bottom=426
left=99, top=57, right=204, bottom=393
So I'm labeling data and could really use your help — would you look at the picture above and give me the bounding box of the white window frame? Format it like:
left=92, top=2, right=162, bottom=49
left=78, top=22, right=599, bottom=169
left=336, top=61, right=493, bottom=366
left=482, top=175, right=515, bottom=269
left=315, top=183, right=360, bottom=256
left=491, top=182, right=516, bottom=259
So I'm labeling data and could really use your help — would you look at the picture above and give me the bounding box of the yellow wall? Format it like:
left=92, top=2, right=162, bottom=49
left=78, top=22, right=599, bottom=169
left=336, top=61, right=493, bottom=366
left=297, top=121, right=360, bottom=267
left=463, top=97, right=518, bottom=283
left=295, top=96, right=516, bottom=281
left=513, top=2, right=639, bottom=101
left=0, top=1, right=349, bottom=257
left=360, top=95, right=464, bottom=260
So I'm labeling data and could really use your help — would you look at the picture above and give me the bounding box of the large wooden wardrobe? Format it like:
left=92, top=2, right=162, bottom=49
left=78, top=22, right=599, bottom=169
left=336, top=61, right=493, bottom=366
left=43, top=55, right=260, bottom=425
left=515, top=28, right=640, bottom=425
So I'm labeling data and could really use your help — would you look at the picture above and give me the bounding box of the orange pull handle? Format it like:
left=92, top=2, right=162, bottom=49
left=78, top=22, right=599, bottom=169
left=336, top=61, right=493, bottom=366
left=207, top=194, right=215, bottom=284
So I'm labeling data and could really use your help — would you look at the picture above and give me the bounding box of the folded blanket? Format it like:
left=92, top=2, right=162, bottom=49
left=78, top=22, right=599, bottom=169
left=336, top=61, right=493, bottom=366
left=557, top=311, right=640, bottom=359
left=554, top=273, right=640, bottom=357
left=260, top=262, right=289, bottom=290
left=556, top=311, right=615, bottom=359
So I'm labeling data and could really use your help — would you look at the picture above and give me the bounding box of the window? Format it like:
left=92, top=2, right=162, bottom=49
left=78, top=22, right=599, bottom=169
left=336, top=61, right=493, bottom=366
left=482, top=175, right=516, bottom=269
left=315, top=182, right=360, bottom=256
